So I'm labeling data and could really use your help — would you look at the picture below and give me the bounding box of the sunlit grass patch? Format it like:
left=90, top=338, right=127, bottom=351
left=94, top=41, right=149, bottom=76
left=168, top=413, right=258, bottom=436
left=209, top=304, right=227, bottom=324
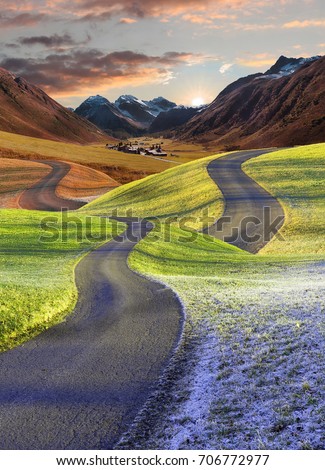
left=243, top=143, right=325, bottom=256
left=129, top=223, right=252, bottom=276
left=0, top=130, right=201, bottom=175
left=0, top=209, right=125, bottom=351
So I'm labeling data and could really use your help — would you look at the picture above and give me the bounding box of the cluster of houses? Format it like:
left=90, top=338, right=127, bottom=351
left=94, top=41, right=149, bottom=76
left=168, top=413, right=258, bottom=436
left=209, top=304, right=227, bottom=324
left=106, top=141, right=168, bottom=157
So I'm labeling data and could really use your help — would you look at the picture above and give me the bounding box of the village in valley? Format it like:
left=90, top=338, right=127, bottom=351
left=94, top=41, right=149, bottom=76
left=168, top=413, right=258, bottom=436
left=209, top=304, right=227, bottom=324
left=106, top=139, right=168, bottom=157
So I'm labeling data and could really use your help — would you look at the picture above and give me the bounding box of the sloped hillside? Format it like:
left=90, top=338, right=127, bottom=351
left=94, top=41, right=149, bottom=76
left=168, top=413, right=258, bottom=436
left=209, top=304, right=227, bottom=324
left=179, top=56, right=325, bottom=148
left=0, top=68, right=104, bottom=143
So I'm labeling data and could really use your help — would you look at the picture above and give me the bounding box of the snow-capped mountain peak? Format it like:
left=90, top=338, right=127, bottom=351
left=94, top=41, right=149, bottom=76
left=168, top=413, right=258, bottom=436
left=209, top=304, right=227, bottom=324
left=262, top=55, right=322, bottom=80
left=114, top=95, right=177, bottom=123
left=143, top=97, right=177, bottom=116
left=75, top=94, right=180, bottom=130
left=83, top=95, right=110, bottom=105
left=115, top=95, right=146, bottom=106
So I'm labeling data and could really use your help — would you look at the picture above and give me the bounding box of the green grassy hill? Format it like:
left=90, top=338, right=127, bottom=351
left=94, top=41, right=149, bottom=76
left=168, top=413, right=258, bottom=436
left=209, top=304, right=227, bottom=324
left=83, top=143, right=325, bottom=277
left=244, top=143, right=325, bottom=256
left=82, top=153, right=224, bottom=228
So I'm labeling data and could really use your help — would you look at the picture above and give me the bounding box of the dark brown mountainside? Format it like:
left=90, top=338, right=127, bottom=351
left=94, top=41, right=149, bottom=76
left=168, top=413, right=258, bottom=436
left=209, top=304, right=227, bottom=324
left=0, top=68, right=105, bottom=143
left=179, top=56, right=325, bottom=148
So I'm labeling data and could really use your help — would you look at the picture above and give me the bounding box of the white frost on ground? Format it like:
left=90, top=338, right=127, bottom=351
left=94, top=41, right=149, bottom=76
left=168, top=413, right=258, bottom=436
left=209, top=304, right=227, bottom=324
left=146, top=261, right=325, bottom=450
left=167, top=327, right=220, bottom=450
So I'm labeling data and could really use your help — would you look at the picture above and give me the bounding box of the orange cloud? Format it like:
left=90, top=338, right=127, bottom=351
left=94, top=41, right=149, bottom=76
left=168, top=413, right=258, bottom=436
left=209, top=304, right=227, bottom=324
left=182, top=14, right=213, bottom=25
left=5, top=0, right=276, bottom=22
left=238, top=59, right=276, bottom=67
left=119, top=17, right=137, bottom=24
left=1, top=1, right=299, bottom=28
left=283, top=19, right=325, bottom=28
left=76, top=1, right=261, bottom=23
left=237, top=23, right=276, bottom=31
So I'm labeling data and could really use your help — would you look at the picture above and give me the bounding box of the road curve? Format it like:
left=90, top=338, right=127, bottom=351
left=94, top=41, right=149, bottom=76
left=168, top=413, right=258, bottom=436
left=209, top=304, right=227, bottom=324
left=0, top=220, right=183, bottom=449
left=0, top=161, right=183, bottom=449
left=204, top=150, right=285, bottom=253
left=19, top=160, right=85, bottom=211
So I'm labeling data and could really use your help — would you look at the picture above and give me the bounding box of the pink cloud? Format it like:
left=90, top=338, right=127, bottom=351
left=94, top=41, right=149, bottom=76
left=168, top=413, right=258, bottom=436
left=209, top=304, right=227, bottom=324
left=0, top=12, right=46, bottom=27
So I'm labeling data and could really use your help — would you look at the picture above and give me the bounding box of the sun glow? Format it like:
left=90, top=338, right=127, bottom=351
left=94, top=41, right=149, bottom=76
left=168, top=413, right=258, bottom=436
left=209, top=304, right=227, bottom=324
left=191, top=96, right=205, bottom=107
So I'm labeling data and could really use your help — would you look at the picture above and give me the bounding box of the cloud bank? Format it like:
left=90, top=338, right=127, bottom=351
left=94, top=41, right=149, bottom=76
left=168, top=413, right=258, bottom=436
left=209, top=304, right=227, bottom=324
left=0, top=49, right=210, bottom=95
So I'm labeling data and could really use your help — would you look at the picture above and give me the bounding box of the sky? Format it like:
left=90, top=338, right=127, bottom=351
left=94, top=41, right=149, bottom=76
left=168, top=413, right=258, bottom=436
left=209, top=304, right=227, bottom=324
left=0, top=0, right=324, bottom=107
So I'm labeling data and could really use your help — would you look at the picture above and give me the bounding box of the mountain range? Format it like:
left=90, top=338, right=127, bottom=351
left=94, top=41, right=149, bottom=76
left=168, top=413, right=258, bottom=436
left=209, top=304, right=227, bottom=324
left=0, top=54, right=323, bottom=147
left=74, top=94, right=206, bottom=137
left=74, top=95, right=143, bottom=138
left=74, top=95, right=183, bottom=137
left=178, top=55, right=324, bottom=148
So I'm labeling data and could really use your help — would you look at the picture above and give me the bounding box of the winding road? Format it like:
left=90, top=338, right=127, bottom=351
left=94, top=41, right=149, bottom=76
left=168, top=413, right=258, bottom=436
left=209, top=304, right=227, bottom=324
left=1, top=160, right=183, bottom=449
left=19, top=160, right=84, bottom=211
left=204, top=150, right=285, bottom=253
left=0, top=150, right=284, bottom=449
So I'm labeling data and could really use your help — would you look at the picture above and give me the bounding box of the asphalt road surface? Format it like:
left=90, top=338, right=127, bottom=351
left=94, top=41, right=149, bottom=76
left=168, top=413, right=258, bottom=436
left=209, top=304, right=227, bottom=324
left=0, top=219, right=183, bottom=449
left=19, top=160, right=84, bottom=211
left=204, top=150, right=285, bottom=253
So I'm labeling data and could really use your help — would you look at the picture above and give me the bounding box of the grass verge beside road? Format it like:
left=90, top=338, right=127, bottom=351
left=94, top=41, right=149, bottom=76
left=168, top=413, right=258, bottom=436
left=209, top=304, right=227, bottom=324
left=1, top=142, right=324, bottom=448
left=0, top=209, right=125, bottom=351
left=243, top=143, right=325, bottom=256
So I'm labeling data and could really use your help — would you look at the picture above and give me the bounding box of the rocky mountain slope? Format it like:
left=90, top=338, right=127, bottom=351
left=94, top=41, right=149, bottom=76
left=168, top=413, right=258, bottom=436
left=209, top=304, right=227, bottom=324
left=74, top=95, right=142, bottom=138
left=179, top=55, right=324, bottom=148
left=0, top=68, right=104, bottom=143
left=148, top=105, right=205, bottom=134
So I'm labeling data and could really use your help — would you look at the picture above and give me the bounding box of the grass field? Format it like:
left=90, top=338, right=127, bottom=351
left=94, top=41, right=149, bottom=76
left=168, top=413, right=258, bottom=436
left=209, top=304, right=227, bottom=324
left=0, top=158, right=119, bottom=207
left=0, top=131, right=213, bottom=184
left=0, top=141, right=324, bottom=448
left=244, top=144, right=325, bottom=256
left=0, top=209, right=125, bottom=351
left=85, top=142, right=324, bottom=449
left=55, top=161, right=119, bottom=200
